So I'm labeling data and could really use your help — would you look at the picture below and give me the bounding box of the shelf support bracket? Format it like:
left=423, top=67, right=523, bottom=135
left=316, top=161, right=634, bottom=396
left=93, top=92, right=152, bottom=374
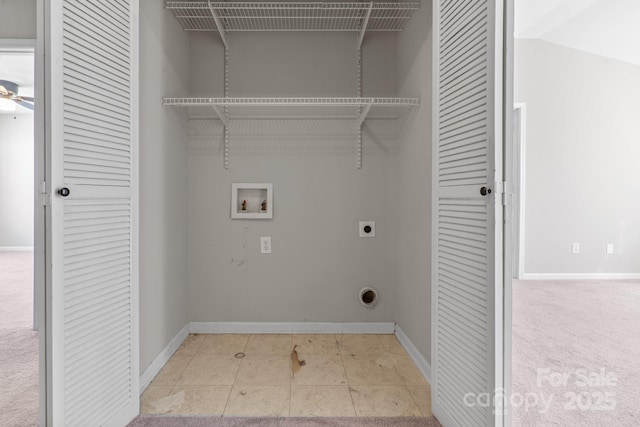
left=357, top=2, right=373, bottom=49
left=211, top=105, right=228, bottom=127
left=208, top=1, right=229, bottom=49
left=357, top=103, right=372, bottom=127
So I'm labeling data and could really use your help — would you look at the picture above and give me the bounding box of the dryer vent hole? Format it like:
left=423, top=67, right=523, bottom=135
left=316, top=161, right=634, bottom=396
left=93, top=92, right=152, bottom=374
left=362, top=290, right=376, bottom=304
left=359, top=287, right=378, bottom=306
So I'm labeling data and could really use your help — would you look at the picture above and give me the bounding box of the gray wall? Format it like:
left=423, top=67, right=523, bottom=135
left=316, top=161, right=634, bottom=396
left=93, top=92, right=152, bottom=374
left=186, top=32, right=397, bottom=323
left=393, top=2, right=433, bottom=361
left=515, top=39, right=640, bottom=275
left=0, top=114, right=34, bottom=248
left=0, top=0, right=36, bottom=39
left=139, top=0, right=189, bottom=371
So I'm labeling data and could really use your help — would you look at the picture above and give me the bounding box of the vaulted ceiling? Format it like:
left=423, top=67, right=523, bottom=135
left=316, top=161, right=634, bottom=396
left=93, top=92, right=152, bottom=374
left=515, top=0, right=640, bottom=65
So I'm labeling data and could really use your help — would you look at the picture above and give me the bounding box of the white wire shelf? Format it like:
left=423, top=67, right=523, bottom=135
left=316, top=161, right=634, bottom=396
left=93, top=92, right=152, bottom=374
left=166, top=2, right=420, bottom=33
left=162, top=97, right=419, bottom=121
left=164, top=97, right=418, bottom=168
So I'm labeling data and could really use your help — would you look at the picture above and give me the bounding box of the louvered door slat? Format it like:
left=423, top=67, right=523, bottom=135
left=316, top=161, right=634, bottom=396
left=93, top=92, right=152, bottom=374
left=441, top=54, right=487, bottom=90
left=49, top=0, right=138, bottom=424
left=63, top=29, right=130, bottom=73
left=65, top=2, right=130, bottom=46
left=65, top=76, right=129, bottom=104
left=441, top=1, right=486, bottom=48
left=441, top=101, right=487, bottom=128
left=441, top=38, right=488, bottom=77
left=439, top=268, right=486, bottom=295
left=439, top=351, right=487, bottom=393
left=440, top=141, right=487, bottom=160
left=66, top=276, right=130, bottom=304
left=65, top=309, right=130, bottom=351
left=65, top=127, right=132, bottom=149
left=65, top=145, right=131, bottom=164
left=432, top=0, right=503, bottom=425
left=65, top=93, right=130, bottom=121
left=65, top=106, right=130, bottom=132
left=65, top=227, right=129, bottom=242
left=64, top=53, right=130, bottom=93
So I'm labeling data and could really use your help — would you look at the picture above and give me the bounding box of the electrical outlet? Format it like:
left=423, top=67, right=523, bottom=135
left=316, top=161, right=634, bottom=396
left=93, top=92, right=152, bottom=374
left=572, top=242, right=580, bottom=254
left=607, top=244, right=614, bottom=254
left=260, top=236, right=272, bottom=254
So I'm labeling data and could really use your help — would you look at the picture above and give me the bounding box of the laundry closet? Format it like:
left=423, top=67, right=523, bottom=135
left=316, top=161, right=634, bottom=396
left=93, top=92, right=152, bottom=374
left=39, top=0, right=507, bottom=423
left=138, top=0, right=433, bottom=377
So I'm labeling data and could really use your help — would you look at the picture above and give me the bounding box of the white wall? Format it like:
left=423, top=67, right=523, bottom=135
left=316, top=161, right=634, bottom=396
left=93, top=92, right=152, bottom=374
left=515, top=39, right=640, bottom=276
left=0, top=0, right=36, bottom=39
left=186, top=32, right=398, bottom=323
left=393, top=2, right=433, bottom=361
left=0, top=114, right=34, bottom=248
left=138, top=0, right=189, bottom=371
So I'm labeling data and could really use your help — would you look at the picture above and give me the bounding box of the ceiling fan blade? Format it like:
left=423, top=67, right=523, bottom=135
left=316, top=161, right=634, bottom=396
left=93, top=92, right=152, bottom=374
left=16, top=99, right=34, bottom=110
left=0, top=85, right=8, bottom=95
left=18, top=96, right=35, bottom=102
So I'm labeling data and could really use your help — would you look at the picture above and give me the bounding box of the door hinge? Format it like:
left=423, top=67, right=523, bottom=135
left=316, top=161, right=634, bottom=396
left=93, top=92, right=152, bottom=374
left=40, top=181, right=50, bottom=206
left=499, top=181, right=512, bottom=207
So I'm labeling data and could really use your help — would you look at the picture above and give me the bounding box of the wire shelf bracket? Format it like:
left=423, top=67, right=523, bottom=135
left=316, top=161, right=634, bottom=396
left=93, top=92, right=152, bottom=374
left=357, top=2, right=373, bottom=49
left=210, top=105, right=228, bottom=126
left=207, top=1, right=229, bottom=48
left=356, top=103, right=372, bottom=127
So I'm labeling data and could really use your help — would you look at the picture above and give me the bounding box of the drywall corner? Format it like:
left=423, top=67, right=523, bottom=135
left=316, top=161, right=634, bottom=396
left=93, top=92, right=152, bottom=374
left=392, top=0, right=433, bottom=363
left=396, top=325, right=431, bottom=384
left=140, top=323, right=189, bottom=393
left=138, top=0, right=190, bottom=372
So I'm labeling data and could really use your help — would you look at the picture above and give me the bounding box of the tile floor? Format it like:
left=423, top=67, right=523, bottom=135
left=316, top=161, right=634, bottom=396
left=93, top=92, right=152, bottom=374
left=142, top=334, right=432, bottom=417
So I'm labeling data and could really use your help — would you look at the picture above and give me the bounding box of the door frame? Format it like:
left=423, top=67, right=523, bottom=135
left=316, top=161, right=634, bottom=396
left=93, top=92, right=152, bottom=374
left=503, top=0, right=515, bottom=424
left=512, top=103, right=526, bottom=280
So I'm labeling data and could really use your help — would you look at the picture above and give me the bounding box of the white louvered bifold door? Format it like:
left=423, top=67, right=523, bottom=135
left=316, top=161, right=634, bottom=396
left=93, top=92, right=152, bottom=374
left=431, top=0, right=505, bottom=426
left=46, top=0, right=139, bottom=425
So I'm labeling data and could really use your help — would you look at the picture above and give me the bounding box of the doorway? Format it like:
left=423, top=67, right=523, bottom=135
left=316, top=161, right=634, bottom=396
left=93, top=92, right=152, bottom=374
left=511, top=0, right=640, bottom=424
left=0, top=39, right=39, bottom=426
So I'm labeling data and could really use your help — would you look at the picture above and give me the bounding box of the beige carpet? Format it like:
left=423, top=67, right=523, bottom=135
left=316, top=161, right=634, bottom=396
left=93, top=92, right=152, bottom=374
left=0, top=251, right=39, bottom=427
left=128, top=416, right=441, bottom=427
left=512, top=279, right=640, bottom=426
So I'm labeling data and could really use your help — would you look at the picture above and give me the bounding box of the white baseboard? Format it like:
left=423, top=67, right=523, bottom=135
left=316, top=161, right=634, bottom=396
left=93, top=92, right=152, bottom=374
left=190, top=322, right=396, bottom=335
left=140, top=323, right=190, bottom=393
left=522, top=273, right=640, bottom=280
left=395, top=325, right=431, bottom=385
left=0, top=246, right=34, bottom=251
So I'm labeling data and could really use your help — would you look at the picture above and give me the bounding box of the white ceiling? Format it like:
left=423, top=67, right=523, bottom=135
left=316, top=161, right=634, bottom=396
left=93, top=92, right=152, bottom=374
left=515, top=0, right=640, bottom=66
left=0, top=53, right=34, bottom=90
left=0, top=52, right=35, bottom=114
